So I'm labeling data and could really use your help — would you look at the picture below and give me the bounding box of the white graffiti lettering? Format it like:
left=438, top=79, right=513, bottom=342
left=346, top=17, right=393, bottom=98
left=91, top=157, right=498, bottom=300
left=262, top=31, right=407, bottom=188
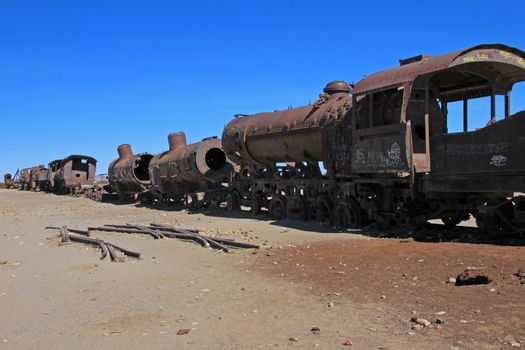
left=489, top=155, right=507, bottom=167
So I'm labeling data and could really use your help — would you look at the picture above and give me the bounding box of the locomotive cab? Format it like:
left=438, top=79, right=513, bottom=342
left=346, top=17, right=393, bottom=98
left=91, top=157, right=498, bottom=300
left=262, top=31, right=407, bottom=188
left=350, top=44, right=525, bottom=231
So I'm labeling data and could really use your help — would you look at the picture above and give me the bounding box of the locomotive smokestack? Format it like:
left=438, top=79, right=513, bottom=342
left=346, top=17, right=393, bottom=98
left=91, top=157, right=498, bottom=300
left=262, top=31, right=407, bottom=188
left=323, top=80, right=351, bottom=95
left=117, top=144, right=133, bottom=159
left=168, top=132, right=187, bottom=150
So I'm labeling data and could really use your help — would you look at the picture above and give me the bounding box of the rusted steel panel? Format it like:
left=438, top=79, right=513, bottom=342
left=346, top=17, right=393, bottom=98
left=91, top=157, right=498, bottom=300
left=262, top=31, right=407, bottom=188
left=54, top=155, right=97, bottom=192
left=19, top=168, right=31, bottom=189
left=222, top=81, right=352, bottom=165
left=351, top=124, right=411, bottom=173
left=29, top=165, right=46, bottom=190
left=352, top=44, right=525, bottom=96
left=148, top=132, right=233, bottom=198
left=430, top=111, right=525, bottom=177
left=420, top=174, right=525, bottom=193
left=43, top=159, right=62, bottom=191
left=108, top=144, right=153, bottom=197
left=34, top=168, right=48, bottom=190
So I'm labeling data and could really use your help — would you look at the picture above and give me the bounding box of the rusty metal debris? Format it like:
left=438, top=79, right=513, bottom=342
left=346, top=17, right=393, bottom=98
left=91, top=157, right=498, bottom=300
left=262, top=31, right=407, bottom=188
left=455, top=268, right=492, bottom=286
left=149, top=223, right=260, bottom=249
left=88, top=223, right=259, bottom=252
left=46, top=226, right=141, bottom=262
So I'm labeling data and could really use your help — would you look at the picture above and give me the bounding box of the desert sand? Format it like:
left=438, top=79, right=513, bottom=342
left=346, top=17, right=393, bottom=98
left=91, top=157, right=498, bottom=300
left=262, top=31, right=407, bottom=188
left=1, top=189, right=524, bottom=349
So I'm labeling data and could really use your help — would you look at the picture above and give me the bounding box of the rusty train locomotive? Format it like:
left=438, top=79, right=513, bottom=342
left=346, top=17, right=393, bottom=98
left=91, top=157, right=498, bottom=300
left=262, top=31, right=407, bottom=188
left=11, top=155, right=98, bottom=193
left=5, top=43, right=525, bottom=234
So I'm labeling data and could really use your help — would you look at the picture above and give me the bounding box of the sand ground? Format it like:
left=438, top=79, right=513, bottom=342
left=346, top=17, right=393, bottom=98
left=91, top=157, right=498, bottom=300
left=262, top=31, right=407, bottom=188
left=0, top=189, right=524, bottom=349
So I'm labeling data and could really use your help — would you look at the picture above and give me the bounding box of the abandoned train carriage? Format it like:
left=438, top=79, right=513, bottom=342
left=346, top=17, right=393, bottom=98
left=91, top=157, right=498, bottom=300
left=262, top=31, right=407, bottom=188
left=54, top=155, right=97, bottom=194
left=222, top=44, right=525, bottom=232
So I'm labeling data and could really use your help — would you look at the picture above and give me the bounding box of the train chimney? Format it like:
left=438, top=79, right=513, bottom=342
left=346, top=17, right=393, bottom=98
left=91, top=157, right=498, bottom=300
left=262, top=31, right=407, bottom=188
left=168, top=132, right=187, bottom=150
left=117, top=144, right=133, bottom=159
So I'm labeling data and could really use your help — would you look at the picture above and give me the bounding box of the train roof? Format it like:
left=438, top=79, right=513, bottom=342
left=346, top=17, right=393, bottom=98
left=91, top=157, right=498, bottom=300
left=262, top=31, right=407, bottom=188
left=61, top=155, right=97, bottom=164
left=351, top=44, right=525, bottom=97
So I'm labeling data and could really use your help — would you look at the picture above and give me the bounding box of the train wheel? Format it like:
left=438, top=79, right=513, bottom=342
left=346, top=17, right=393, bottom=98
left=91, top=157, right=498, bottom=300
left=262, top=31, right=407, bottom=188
left=442, top=216, right=462, bottom=228
left=269, top=196, right=287, bottom=220
left=334, top=199, right=362, bottom=229
left=251, top=196, right=262, bottom=215
left=226, top=191, right=240, bottom=211
left=206, top=196, right=221, bottom=210
left=476, top=199, right=514, bottom=233
left=286, top=195, right=308, bottom=221
left=188, top=195, right=199, bottom=209
left=441, top=211, right=468, bottom=228
left=315, top=197, right=333, bottom=225
left=475, top=210, right=494, bottom=233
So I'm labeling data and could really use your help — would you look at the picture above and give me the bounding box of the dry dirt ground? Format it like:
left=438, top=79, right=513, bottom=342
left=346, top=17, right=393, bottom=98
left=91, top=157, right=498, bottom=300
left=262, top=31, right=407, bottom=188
left=0, top=189, right=524, bottom=350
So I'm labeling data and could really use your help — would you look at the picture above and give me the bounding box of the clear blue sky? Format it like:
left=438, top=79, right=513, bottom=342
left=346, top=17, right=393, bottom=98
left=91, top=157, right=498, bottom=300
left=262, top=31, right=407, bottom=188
left=1, top=0, right=525, bottom=176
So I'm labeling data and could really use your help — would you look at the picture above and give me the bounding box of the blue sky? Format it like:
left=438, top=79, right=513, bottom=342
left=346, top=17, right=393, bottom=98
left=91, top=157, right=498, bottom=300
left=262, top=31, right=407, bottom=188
left=1, top=0, right=525, bottom=176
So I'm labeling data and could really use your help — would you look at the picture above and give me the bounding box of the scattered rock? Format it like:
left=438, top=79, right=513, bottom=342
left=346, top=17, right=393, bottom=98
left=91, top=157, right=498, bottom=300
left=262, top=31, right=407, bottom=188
left=310, top=326, right=320, bottom=333
left=514, top=268, right=525, bottom=284
left=436, top=311, right=446, bottom=315
left=411, top=317, right=431, bottom=327
left=288, top=337, right=298, bottom=342
left=455, top=269, right=492, bottom=286
left=447, top=277, right=456, bottom=284
left=177, top=329, right=190, bottom=335
left=505, top=335, right=521, bottom=347
left=436, top=318, right=445, bottom=325
left=328, top=302, right=334, bottom=308
left=342, top=338, right=353, bottom=346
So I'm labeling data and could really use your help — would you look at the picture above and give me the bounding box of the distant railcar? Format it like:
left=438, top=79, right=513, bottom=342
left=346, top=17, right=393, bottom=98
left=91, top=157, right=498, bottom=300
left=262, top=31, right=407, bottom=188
left=54, top=155, right=97, bottom=194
